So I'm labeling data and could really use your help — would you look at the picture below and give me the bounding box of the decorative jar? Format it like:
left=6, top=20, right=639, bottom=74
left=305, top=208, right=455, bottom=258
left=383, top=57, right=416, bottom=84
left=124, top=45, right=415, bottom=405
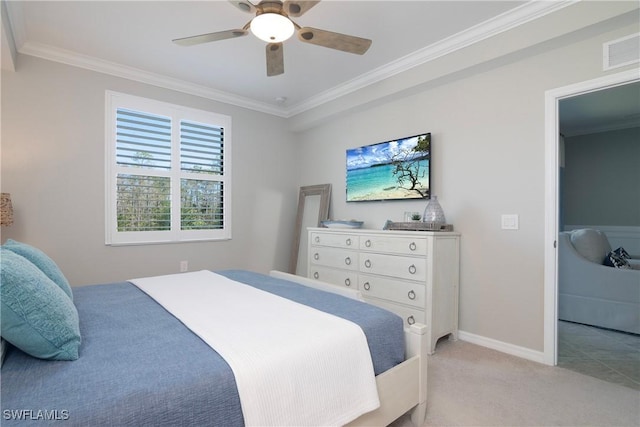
left=422, top=195, right=446, bottom=227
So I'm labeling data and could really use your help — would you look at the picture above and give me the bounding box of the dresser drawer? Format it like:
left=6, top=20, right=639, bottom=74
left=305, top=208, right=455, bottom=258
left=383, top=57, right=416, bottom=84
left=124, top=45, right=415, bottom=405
left=359, top=274, right=425, bottom=309
left=359, top=253, right=426, bottom=281
left=308, top=227, right=460, bottom=355
left=308, top=266, right=358, bottom=289
left=364, top=297, right=426, bottom=328
left=309, top=247, right=358, bottom=271
left=360, top=235, right=427, bottom=256
left=310, top=232, right=359, bottom=249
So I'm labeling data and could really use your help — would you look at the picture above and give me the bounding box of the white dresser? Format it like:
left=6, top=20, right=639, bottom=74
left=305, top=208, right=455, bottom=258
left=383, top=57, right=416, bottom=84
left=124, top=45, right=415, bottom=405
left=307, top=227, right=460, bottom=354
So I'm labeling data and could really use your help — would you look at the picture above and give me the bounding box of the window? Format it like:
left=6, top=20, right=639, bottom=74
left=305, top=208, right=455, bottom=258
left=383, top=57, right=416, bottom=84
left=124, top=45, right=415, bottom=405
left=105, top=91, right=231, bottom=245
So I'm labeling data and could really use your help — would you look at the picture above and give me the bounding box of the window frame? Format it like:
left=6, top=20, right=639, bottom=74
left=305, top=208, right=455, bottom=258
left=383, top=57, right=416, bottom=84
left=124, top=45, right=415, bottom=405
left=105, top=91, right=232, bottom=246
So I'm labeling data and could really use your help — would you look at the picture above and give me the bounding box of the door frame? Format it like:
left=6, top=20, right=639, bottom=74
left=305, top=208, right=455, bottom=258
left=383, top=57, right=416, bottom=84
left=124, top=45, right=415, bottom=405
left=543, top=68, right=640, bottom=365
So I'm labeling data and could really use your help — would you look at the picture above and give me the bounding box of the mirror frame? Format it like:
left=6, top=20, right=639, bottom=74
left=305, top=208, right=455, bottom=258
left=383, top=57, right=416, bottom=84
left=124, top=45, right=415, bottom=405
left=289, top=184, right=331, bottom=274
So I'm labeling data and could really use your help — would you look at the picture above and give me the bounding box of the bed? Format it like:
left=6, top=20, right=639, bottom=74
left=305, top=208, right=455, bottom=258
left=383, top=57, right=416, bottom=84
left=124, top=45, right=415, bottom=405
left=1, top=259, right=428, bottom=426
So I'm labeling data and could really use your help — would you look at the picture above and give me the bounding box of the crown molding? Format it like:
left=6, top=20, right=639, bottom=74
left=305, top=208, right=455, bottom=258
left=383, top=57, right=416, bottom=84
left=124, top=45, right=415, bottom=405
left=9, top=0, right=575, bottom=118
left=562, top=113, right=640, bottom=137
left=18, top=41, right=289, bottom=117
left=286, top=0, right=576, bottom=116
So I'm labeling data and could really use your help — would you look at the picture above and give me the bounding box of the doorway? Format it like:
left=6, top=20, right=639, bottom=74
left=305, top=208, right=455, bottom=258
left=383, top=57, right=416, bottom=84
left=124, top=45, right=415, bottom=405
left=543, top=69, right=640, bottom=366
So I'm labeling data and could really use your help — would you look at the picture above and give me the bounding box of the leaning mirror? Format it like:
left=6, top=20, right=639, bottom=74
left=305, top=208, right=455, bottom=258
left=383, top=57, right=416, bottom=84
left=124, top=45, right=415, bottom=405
left=289, top=184, right=331, bottom=275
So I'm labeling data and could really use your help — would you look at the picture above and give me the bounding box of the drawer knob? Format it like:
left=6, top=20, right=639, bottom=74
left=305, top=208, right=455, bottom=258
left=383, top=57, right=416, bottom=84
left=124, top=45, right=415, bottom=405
left=313, top=272, right=319, bottom=279
left=407, top=315, right=415, bottom=325
left=408, top=290, right=416, bottom=300
left=408, top=264, right=417, bottom=274
left=314, top=253, right=319, bottom=260
left=345, top=257, right=352, bottom=265
left=409, top=242, right=417, bottom=251
left=346, top=238, right=352, bottom=246
left=363, top=282, right=370, bottom=291
left=364, top=259, right=371, bottom=268
left=315, top=236, right=320, bottom=243
left=345, top=278, right=351, bottom=287
left=365, top=239, right=372, bottom=248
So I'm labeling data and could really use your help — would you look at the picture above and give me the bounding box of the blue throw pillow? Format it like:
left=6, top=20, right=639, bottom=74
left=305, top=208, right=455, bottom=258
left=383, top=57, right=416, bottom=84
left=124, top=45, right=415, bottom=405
left=0, top=249, right=81, bottom=360
left=3, top=239, right=73, bottom=300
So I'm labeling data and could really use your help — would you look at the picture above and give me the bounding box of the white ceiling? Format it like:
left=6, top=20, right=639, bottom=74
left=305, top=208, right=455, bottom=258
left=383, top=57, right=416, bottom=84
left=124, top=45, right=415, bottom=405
left=559, top=81, right=640, bottom=137
left=6, top=0, right=534, bottom=115
left=4, top=0, right=638, bottom=128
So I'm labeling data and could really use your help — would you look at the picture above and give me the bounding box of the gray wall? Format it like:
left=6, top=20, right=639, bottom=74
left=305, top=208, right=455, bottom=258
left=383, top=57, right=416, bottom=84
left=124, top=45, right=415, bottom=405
left=2, top=2, right=638, bottom=355
left=1, top=55, right=299, bottom=285
left=290, top=18, right=639, bottom=352
left=563, top=127, right=640, bottom=227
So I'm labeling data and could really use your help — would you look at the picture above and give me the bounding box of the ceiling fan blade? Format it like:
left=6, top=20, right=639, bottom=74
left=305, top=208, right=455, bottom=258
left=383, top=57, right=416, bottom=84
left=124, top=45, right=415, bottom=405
left=284, top=1, right=320, bottom=17
left=173, top=29, right=248, bottom=46
left=266, top=43, right=284, bottom=76
left=228, top=0, right=256, bottom=14
left=297, top=27, right=371, bottom=55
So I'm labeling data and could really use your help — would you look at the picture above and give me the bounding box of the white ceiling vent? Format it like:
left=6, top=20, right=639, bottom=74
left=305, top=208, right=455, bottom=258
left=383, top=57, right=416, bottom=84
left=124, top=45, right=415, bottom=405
left=603, top=33, right=640, bottom=71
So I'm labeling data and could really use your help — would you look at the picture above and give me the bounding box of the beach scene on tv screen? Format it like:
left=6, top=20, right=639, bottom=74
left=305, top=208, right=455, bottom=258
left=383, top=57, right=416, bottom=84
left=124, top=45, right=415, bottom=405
left=346, top=133, right=430, bottom=202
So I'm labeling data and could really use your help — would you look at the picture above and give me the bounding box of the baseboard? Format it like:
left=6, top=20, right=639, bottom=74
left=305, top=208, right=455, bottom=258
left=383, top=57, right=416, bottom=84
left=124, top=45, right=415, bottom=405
left=457, top=330, right=546, bottom=364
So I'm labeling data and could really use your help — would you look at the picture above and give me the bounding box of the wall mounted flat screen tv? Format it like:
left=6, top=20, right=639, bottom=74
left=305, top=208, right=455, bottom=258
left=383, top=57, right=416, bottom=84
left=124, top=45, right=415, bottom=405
left=346, top=133, right=430, bottom=202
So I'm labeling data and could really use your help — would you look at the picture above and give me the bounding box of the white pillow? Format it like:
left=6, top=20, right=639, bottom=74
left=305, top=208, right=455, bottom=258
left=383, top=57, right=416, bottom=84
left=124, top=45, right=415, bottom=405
left=570, top=229, right=611, bottom=264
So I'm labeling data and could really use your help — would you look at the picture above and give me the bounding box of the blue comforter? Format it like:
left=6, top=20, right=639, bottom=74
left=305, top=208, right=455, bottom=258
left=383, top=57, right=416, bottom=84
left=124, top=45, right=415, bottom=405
left=1, top=270, right=404, bottom=426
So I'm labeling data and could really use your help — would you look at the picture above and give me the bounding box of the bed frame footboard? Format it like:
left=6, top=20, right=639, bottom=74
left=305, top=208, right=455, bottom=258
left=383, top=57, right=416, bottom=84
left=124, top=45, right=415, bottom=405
left=348, top=324, right=428, bottom=427
left=269, top=271, right=428, bottom=427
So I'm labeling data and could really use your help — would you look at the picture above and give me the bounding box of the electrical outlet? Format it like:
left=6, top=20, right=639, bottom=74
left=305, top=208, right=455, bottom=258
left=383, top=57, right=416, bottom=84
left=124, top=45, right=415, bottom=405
left=180, top=261, right=188, bottom=272
left=501, top=214, right=519, bottom=230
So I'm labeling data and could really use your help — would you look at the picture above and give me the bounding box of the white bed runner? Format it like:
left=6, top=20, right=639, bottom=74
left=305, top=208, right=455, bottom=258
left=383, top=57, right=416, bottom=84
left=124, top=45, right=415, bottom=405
left=130, top=270, right=379, bottom=426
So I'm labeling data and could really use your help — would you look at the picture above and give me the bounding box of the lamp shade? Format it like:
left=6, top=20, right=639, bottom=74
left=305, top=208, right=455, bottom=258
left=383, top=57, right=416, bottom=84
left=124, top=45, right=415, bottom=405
left=250, top=13, right=295, bottom=43
left=1, top=193, right=13, bottom=226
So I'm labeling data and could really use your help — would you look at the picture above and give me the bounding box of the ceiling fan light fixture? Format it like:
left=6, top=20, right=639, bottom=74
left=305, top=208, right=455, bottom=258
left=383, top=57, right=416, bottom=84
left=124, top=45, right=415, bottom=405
left=250, top=13, right=295, bottom=43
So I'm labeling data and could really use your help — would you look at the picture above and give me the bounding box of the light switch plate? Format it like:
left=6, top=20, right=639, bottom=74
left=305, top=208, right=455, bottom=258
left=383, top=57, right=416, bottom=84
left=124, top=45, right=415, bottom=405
left=501, top=214, right=519, bottom=230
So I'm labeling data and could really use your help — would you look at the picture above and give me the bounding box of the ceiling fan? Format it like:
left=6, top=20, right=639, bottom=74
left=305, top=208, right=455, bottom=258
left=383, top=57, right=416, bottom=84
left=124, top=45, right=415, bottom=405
left=172, top=0, right=372, bottom=77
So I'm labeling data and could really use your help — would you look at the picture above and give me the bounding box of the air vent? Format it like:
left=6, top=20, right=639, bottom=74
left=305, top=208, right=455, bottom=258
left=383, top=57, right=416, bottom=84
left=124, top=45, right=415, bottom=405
left=603, top=33, right=640, bottom=71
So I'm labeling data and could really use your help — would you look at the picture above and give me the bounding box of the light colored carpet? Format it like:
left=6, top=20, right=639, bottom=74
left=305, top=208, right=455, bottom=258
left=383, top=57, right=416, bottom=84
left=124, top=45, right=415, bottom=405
left=389, top=338, right=640, bottom=426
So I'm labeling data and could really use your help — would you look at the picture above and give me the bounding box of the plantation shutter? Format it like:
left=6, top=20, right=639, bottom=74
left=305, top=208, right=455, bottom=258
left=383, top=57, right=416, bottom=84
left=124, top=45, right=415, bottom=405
left=106, top=91, right=231, bottom=245
left=116, top=109, right=171, bottom=169
left=180, top=120, right=224, bottom=174
left=115, top=109, right=172, bottom=232
left=180, top=120, right=225, bottom=230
